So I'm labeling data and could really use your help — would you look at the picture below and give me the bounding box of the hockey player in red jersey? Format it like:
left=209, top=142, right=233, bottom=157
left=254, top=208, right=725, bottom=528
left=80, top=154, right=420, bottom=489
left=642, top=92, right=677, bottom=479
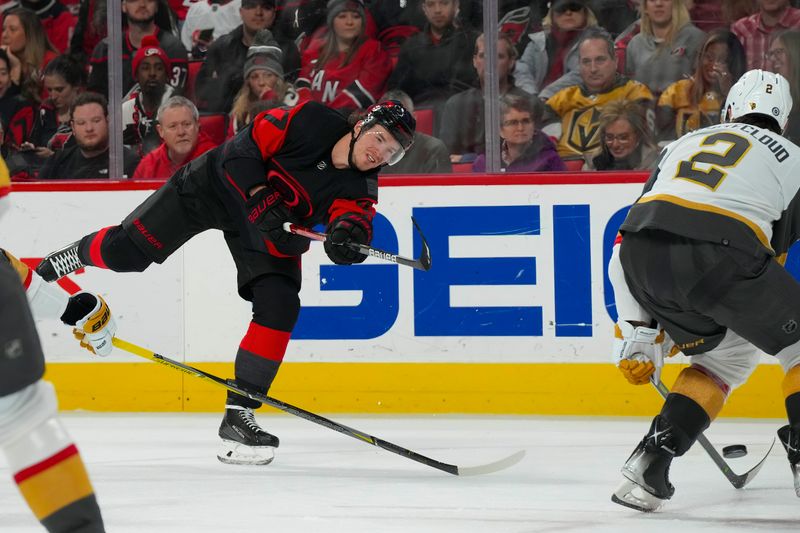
left=608, top=70, right=800, bottom=511
left=37, top=99, right=416, bottom=466
left=1, top=159, right=115, bottom=532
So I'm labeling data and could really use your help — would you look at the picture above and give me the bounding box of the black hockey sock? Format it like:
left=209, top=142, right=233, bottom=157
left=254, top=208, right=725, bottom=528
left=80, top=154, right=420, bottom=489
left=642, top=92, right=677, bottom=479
left=79, top=226, right=152, bottom=272
left=786, top=392, right=800, bottom=427
left=659, top=393, right=711, bottom=456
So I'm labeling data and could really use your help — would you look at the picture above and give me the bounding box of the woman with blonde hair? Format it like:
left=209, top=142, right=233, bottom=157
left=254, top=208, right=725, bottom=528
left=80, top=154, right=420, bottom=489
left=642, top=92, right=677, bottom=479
left=1, top=8, right=58, bottom=103
left=768, top=29, right=800, bottom=144
left=586, top=99, right=659, bottom=170
left=230, top=29, right=299, bottom=135
left=657, top=29, right=746, bottom=141
left=625, top=0, right=706, bottom=96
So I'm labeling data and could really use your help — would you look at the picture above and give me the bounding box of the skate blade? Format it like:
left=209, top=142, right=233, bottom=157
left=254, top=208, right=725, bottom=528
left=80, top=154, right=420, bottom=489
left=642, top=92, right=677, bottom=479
left=611, top=479, right=666, bottom=513
left=217, top=439, right=275, bottom=466
left=791, top=463, right=800, bottom=498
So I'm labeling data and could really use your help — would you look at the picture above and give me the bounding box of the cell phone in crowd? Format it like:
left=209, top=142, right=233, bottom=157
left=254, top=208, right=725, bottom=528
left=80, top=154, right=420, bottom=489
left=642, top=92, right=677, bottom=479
left=198, top=28, right=214, bottom=43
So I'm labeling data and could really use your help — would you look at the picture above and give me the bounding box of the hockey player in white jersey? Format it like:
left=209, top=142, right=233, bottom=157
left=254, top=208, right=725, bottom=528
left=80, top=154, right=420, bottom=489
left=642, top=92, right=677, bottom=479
left=608, top=69, right=800, bottom=512
left=0, top=167, right=116, bottom=532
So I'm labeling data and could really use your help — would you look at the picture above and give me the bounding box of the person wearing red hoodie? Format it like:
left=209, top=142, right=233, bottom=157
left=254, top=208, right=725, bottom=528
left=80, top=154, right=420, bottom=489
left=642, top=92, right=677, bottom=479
left=132, top=95, right=217, bottom=180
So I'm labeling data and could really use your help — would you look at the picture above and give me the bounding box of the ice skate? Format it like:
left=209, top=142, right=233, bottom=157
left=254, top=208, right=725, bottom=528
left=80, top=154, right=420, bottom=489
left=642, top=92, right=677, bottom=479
left=217, top=405, right=280, bottom=465
left=36, top=240, right=84, bottom=281
left=778, top=424, right=800, bottom=497
left=611, top=416, right=676, bottom=512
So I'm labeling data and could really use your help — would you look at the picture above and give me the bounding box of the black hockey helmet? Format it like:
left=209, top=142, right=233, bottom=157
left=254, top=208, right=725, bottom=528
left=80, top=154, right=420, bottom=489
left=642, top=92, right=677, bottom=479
left=360, top=100, right=416, bottom=155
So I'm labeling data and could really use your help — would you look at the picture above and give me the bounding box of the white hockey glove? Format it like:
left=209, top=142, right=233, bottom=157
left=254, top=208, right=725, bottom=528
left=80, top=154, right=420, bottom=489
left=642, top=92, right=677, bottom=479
left=69, top=292, right=116, bottom=356
left=613, top=321, right=665, bottom=385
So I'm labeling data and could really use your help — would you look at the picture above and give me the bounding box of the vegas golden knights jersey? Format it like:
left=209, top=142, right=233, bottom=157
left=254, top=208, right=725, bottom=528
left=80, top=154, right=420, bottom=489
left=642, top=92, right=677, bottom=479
left=546, top=78, right=654, bottom=160
left=658, top=79, right=724, bottom=139
left=622, top=122, right=800, bottom=260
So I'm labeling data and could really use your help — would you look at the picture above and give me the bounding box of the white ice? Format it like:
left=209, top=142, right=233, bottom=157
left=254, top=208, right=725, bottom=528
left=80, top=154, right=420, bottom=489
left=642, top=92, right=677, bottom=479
left=1, top=414, right=797, bottom=532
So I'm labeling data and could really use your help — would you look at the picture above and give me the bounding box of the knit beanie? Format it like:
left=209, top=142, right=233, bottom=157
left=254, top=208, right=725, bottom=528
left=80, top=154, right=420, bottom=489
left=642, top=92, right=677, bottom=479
left=326, top=0, right=365, bottom=27
left=131, top=35, right=171, bottom=76
left=243, top=29, right=284, bottom=79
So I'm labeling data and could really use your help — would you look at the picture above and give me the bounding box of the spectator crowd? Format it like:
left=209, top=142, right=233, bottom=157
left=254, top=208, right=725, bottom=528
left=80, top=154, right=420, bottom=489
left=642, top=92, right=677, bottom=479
left=1, top=0, right=799, bottom=179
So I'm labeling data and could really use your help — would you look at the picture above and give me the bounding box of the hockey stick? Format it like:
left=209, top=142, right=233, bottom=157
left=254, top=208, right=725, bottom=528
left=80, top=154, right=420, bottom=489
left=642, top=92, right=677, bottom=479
left=111, top=337, right=524, bottom=476
left=651, top=378, right=774, bottom=489
left=283, top=216, right=432, bottom=271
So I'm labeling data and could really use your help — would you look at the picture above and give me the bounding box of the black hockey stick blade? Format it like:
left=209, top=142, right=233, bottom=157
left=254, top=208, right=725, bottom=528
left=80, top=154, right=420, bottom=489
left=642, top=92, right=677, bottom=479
left=283, top=216, right=432, bottom=271
left=112, top=337, right=521, bottom=476
left=652, top=378, right=773, bottom=488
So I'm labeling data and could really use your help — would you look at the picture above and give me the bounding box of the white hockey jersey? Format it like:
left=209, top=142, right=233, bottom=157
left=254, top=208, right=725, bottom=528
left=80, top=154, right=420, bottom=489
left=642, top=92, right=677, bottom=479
left=621, top=122, right=800, bottom=259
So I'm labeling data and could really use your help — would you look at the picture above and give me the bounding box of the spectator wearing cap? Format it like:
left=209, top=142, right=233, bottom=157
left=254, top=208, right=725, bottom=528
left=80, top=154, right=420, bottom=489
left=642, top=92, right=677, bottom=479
left=132, top=96, right=217, bottom=179
left=625, top=0, right=705, bottom=96
left=39, top=92, right=140, bottom=179
left=732, top=0, right=800, bottom=71
left=88, top=0, right=188, bottom=97
left=122, top=35, right=176, bottom=155
left=514, top=0, right=599, bottom=97
left=387, top=0, right=478, bottom=110
left=230, top=29, right=299, bottom=133
left=296, top=0, right=391, bottom=113
left=379, top=88, right=451, bottom=174
left=196, top=0, right=301, bottom=112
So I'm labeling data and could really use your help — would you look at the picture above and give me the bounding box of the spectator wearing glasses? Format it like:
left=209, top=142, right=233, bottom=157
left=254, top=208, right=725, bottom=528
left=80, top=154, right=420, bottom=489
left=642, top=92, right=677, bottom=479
left=473, top=93, right=565, bottom=172
left=439, top=32, right=528, bottom=164
left=656, top=29, right=746, bottom=141
left=733, top=0, right=800, bottom=71
left=585, top=99, right=658, bottom=170
left=38, top=92, right=140, bottom=179
left=768, top=29, right=800, bottom=143
left=543, top=28, right=654, bottom=163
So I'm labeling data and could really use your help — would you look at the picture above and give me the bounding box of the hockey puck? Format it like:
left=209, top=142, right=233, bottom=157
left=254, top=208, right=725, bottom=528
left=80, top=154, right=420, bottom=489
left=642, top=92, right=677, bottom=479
left=722, top=444, right=748, bottom=458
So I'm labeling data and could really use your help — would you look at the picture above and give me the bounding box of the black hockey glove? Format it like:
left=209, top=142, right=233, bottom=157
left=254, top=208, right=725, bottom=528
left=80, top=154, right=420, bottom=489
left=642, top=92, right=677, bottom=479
left=246, top=186, right=309, bottom=254
left=324, top=212, right=372, bottom=265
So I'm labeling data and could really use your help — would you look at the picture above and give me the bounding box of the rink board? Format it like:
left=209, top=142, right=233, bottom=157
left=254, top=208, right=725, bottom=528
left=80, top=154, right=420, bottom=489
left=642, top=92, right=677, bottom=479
left=8, top=175, right=796, bottom=416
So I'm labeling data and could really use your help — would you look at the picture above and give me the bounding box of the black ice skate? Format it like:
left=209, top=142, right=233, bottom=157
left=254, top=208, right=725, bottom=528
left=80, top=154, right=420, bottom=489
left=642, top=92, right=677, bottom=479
left=778, top=424, right=800, bottom=497
left=612, top=415, right=677, bottom=512
left=36, top=240, right=84, bottom=282
left=217, top=405, right=280, bottom=465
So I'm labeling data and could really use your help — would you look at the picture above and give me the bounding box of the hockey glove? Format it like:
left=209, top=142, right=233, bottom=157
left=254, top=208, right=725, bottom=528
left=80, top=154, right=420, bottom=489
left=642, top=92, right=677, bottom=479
left=62, top=292, right=116, bottom=356
left=613, top=321, right=666, bottom=385
left=246, top=186, right=309, bottom=254
left=324, top=212, right=372, bottom=265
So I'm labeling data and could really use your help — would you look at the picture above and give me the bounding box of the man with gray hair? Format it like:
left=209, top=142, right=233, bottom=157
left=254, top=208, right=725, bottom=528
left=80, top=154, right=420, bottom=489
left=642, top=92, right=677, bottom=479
left=132, top=96, right=218, bottom=180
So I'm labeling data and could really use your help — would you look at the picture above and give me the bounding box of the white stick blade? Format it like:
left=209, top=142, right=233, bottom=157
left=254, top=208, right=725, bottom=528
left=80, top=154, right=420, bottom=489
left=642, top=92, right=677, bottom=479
left=456, top=450, right=526, bottom=476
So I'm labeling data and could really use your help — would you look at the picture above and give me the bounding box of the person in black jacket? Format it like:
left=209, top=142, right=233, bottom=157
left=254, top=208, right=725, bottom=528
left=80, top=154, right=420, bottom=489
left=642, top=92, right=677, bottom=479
left=36, top=100, right=416, bottom=466
left=195, top=0, right=300, bottom=113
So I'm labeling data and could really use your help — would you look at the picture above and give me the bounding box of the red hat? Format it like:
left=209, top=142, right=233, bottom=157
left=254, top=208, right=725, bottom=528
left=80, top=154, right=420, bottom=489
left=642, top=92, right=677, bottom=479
left=131, top=35, right=171, bottom=77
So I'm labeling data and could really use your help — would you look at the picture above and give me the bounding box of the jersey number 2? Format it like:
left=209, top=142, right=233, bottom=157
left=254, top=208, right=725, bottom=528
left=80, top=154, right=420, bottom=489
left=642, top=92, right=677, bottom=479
left=675, top=132, right=751, bottom=190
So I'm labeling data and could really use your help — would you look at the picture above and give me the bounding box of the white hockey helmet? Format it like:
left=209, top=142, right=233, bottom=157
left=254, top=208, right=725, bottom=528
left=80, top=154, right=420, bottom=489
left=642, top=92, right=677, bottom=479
left=722, top=69, right=793, bottom=133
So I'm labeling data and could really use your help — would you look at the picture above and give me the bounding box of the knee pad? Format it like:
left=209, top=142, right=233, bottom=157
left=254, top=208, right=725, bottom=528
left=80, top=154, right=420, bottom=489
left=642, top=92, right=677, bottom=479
left=250, top=275, right=300, bottom=332
left=83, top=226, right=152, bottom=273
left=689, top=330, right=760, bottom=391
left=0, top=381, right=70, bottom=464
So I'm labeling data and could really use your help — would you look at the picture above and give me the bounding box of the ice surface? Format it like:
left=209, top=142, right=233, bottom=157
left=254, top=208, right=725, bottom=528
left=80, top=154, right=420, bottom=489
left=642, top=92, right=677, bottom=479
left=1, top=414, right=797, bottom=532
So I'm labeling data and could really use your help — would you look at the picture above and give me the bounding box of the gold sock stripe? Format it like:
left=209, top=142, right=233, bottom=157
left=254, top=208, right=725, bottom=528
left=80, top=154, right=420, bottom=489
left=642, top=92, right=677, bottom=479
left=672, top=367, right=726, bottom=420
left=782, top=366, right=800, bottom=399
left=15, top=447, right=95, bottom=521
